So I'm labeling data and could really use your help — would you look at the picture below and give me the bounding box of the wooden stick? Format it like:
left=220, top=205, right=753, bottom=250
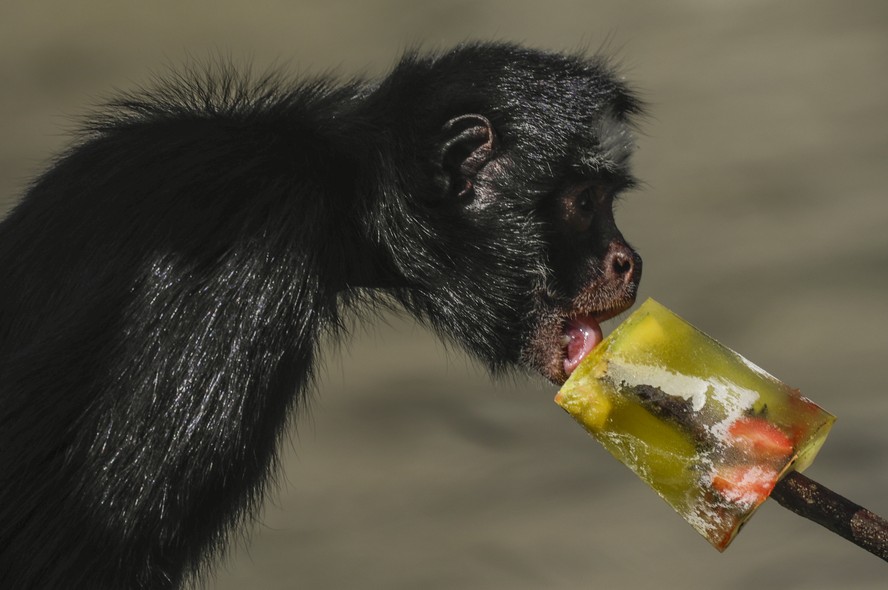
left=771, top=471, right=888, bottom=562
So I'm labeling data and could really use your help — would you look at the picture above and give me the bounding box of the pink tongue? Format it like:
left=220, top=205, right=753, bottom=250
left=563, top=316, right=603, bottom=376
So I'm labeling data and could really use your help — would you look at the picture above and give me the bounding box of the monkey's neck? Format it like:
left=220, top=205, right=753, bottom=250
left=0, top=82, right=381, bottom=587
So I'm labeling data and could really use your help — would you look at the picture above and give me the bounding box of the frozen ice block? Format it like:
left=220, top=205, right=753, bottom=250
left=555, top=298, right=836, bottom=551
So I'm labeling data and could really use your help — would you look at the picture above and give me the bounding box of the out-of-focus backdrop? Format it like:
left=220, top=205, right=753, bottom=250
left=2, top=1, right=886, bottom=588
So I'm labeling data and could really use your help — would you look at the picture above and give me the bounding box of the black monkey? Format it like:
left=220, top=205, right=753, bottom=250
left=0, top=43, right=642, bottom=588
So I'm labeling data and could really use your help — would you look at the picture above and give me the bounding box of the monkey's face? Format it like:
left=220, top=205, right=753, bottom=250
left=403, top=106, right=640, bottom=385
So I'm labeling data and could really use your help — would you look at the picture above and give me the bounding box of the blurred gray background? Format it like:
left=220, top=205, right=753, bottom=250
left=1, top=1, right=886, bottom=588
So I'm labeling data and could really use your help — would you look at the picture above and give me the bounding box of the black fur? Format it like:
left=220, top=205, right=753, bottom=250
left=0, top=43, right=642, bottom=588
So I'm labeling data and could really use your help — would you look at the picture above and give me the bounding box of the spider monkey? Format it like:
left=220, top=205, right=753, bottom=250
left=0, top=43, right=642, bottom=588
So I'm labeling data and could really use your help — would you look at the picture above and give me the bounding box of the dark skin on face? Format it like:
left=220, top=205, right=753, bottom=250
left=0, top=43, right=642, bottom=588
left=541, top=183, right=641, bottom=379
left=527, top=183, right=641, bottom=382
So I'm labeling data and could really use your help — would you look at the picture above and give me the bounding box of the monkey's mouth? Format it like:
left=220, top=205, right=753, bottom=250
left=523, top=251, right=641, bottom=385
left=561, top=315, right=604, bottom=377
left=559, top=300, right=633, bottom=378
left=524, top=297, right=636, bottom=385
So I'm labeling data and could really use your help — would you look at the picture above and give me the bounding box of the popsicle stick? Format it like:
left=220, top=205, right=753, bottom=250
left=771, top=471, right=888, bottom=562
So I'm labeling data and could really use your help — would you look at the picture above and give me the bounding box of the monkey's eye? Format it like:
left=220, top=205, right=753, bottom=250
left=557, top=186, right=602, bottom=234
left=577, top=190, right=597, bottom=213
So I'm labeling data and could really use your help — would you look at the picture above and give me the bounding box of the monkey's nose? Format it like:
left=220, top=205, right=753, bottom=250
left=605, top=241, right=642, bottom=285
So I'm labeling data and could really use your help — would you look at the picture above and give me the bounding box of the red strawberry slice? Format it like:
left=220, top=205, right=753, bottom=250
left=727, top=417, right=794, bottom=460
left=710, top=464, right=780, bottom=507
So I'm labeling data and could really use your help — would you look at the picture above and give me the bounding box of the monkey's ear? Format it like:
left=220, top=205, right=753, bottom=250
left=437, top=114, right=497, bottom=199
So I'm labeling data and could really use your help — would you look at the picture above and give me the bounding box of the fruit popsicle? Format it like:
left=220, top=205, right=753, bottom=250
left=555, top=298, right=836, bottom=551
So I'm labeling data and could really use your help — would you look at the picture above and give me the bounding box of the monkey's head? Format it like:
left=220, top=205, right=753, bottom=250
left=366, top=43, right=642, bottom=384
